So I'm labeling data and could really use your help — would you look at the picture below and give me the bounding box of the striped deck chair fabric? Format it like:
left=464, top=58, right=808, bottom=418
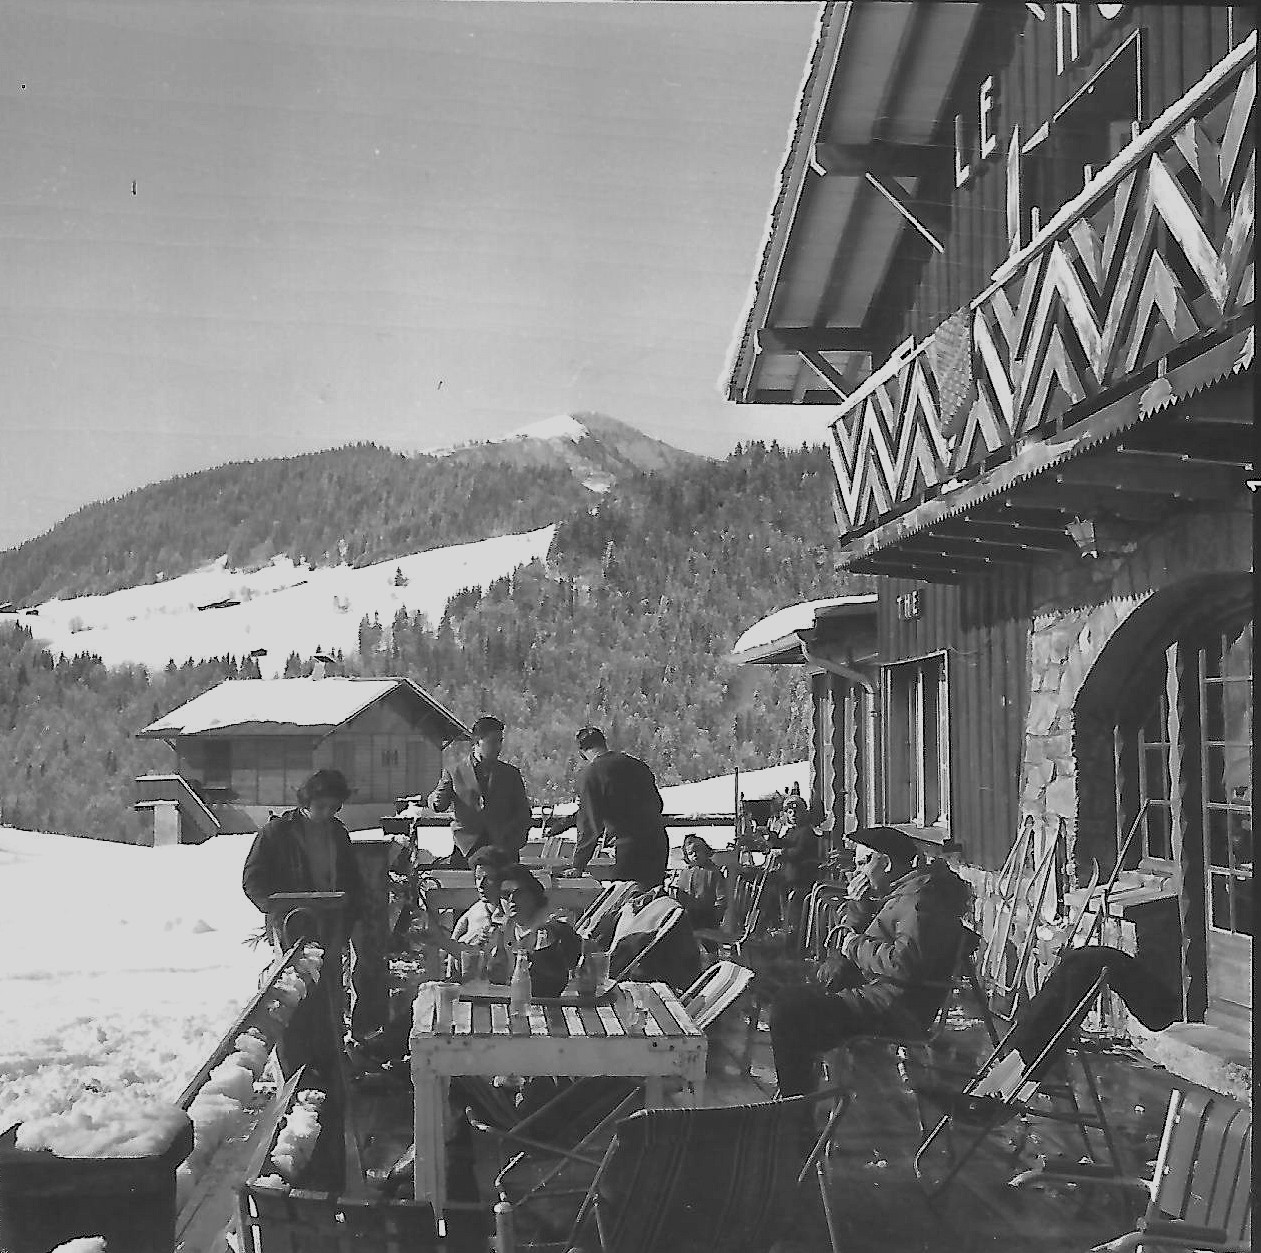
left=575, top=880, right=637, bottom=942
left=566, top=1098, right=813, bottom=1253
left=681, top=960, right=754, bottom=1032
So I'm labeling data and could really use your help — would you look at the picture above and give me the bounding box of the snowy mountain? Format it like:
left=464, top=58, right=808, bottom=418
left=0, top=526, right=556, bottom=676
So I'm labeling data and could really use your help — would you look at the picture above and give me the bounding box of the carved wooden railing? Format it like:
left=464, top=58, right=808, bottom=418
left=829, top=35, right=1255, bottom=537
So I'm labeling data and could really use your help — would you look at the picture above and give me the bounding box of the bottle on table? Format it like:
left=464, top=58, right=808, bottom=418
left=509, top=948, right=532, bottom=1021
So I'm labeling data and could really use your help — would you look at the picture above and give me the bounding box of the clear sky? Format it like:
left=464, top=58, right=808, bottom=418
left=0, top=1, right=828, bottom=552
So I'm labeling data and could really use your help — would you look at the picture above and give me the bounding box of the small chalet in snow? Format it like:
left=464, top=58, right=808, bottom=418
left=134, top=677, right=468, bottom=844
left=725, top=4, right=1253, bottom=1086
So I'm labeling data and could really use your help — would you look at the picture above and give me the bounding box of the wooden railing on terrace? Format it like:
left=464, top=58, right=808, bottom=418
left=829, top=35, right=1255, bottom=537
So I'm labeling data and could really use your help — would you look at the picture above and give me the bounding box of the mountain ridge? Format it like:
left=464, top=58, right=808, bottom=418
left=0, top=413, right=696, bottom=604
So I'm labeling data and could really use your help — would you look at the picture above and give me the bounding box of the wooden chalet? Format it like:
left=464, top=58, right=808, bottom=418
left=726, top=3, right=1253, bottom=1084
left=135, top=677, right=468, bottom=842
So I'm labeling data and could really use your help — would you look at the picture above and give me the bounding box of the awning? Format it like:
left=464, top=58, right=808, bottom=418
left=730, top=594, right=877, bottom=665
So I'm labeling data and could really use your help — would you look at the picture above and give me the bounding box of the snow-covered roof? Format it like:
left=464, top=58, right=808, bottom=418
left=138, top=677, right=468, bottom=741
left=731, top=594, right=876, bottom=664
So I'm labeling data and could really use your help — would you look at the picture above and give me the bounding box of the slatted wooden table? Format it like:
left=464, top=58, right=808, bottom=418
left=409, top=980, right=707, bottom=1222
left=419, top=870, right=603, bottom=921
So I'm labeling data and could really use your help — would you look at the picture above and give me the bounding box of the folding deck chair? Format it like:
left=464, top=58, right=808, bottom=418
left=574, top=880, right=637, bottom=943
left=493, top=1093, right=845, bottom=1253
left=1010, top=1085, right=1252, bottom=1252
left=912, top=968, right=1123, bottom=1199
left=692, top=851, right=779, bottom=959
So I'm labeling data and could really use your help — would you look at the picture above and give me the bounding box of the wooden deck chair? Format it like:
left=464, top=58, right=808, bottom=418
left=237, top=1185, right=441, bottom=1253
left=1010, top=1086, right=1252, bottom=1252
left=495, top=1093, right=845, bottom=1253
left=607, top=895, right=686, bottom=983
left=681, top=959, right=754, bottom=1031
left=574, top=880, right=637, bottom=942
left=692, top=852, right=778, bottom=958
left=913, top=968, right=1123, bottom=1199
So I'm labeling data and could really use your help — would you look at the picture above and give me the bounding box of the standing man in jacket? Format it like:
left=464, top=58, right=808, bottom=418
left=429, top=715, right=532, bottom=868
left=567, top=726, right=669, bottom=888
left=242, top=767, right=366, bottom=1070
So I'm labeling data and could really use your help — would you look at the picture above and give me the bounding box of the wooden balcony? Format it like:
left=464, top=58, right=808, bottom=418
left=831, top=36, right=1255, bottom=578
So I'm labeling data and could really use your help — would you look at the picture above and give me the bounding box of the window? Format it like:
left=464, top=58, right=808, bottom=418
left=1200, top=623, right=1252, bottom=938
left=883, top=654, right=949, bottom=830
left=202, top=741, right=231, bottom=789
left=1135, top=687, right=1173, bottom=863
left=1023, top=31, right=1143, bottom=234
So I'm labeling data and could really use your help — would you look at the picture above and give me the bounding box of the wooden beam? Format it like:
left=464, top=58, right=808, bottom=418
left=895, top=540, right=1053, bottom=566
left=864, top=173, right=946, bottom=253
left=758, top=326, right=877, bottom=355
left=946, top=512, right=1079, bottom=540
left=1053, top=453, right=1244, bottom=499
left=800, top=350, right=851, bottom=399
left=1116, top=428, right=1253, bottom=467
left=929, top=523, right=1076, bottom=553
left=848, top=554, right=966, bottom=584
left=814, top=139, right=941, bottom=179
left=998, top=483, right=1168, bottom=522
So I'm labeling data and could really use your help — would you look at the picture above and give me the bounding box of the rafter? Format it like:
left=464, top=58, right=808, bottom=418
left=813, top=139, right=942, bottom=179
left=758, top=327, right=878, bottom=355
left=864, top=173, right=946, bottom=253
left=1053, top=453, right=1245, bottom=498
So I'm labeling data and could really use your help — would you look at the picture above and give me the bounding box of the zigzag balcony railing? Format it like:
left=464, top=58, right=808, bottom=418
left=829, top=34, right=1255, bottom=538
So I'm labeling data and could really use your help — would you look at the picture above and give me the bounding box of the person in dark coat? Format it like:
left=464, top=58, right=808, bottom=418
left=566, top=726, right=670, bottom=887
left=428, top=715, right=532, bottom=869
left=242, top=768, right=367, bottom=1069
left=770, top=826, right=970, bottom=1111
left=673, top=834, right=727, bottom=930
left=771, top=795, right=820, bottom=941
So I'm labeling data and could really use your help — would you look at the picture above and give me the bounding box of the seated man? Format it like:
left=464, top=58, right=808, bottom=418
left=770, top=826, right=970, bottom=1112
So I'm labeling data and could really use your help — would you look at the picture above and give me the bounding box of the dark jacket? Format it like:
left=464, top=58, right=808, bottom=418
left=429, top=754, right=532, bottom=857
left=242, top=808, right=365, bottom=925
left=841, top=860, right=970, bottom=1032
left=574, top=750, right=669, bottom=885
left=674, top=862, right=727, bottom=927
left=773, top=821, right=820, bottom=888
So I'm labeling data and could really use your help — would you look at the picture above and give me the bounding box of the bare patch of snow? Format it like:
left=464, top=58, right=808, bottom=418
left=504, top=414, right=588, bottom=443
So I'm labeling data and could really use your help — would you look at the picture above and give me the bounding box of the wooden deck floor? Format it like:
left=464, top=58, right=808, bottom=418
left=355, top=946, right=1185, bottom=1253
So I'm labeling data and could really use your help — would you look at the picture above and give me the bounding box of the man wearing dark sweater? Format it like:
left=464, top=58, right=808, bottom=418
left=567, top=726, right=669, bottom=888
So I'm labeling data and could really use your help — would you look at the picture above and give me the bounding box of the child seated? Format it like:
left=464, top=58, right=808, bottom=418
left=673, top=835, right=727, bottom=930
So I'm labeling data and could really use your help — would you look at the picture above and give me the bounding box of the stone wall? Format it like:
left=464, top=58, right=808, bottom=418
left=1016, top=504, right=1251, bottom=899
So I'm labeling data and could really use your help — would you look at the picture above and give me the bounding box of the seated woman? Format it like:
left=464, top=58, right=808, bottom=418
left=452, top=846, right=509, bottom=945
left=673, top=834, right=727, bottom=930
left=480, top=866, right=581, bottom=999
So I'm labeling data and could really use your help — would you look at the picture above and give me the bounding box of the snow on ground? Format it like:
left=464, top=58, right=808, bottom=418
left=0, top=827, right=267, bottom=1132
left=0, top=525, right=555, bottom=676
left=504, top=414, right=587, bottom=443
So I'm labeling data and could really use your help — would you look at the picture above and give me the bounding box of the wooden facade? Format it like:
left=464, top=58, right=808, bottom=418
left=728, top=4, right=1253, bottom=1041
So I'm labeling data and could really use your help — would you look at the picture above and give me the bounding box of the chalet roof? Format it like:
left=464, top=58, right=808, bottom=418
left=137, top=677, right=469, bottom=742
left=730, top=594, right=876, bottom=665
left=722, top=1, right=981, bottom=406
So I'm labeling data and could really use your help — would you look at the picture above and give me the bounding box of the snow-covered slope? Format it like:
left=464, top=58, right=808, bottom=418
left=2, top=525, right=555, bottom=674
left=0, top=826, right=265, bottom=1130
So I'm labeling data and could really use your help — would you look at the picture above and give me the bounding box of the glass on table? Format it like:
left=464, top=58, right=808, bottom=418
left=460, top=948, right=482, bottom=982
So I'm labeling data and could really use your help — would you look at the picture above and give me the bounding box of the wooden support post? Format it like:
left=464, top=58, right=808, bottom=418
left=351, top=834, right=397, bottom=1038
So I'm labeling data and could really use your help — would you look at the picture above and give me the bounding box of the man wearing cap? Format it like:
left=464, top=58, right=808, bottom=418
left=429, top=715, right=532, bottom=869
left=770, top=825, right=970, bottom=1111
left=568, top=726, right=669, bottom=888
